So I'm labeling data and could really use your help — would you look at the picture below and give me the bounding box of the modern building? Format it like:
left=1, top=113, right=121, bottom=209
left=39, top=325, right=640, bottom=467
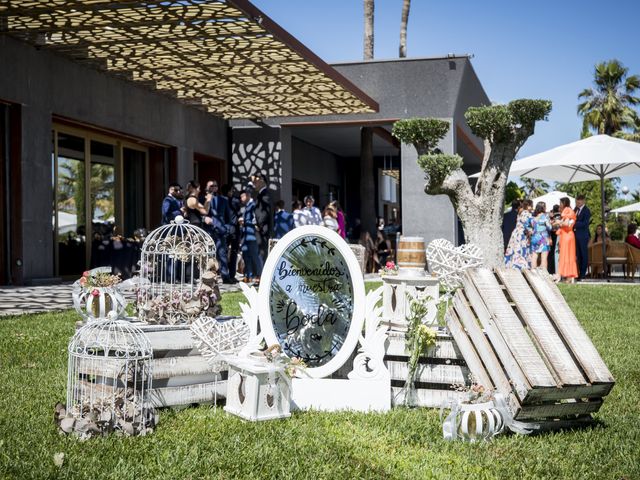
left=0, top=0, right=488, bottom=285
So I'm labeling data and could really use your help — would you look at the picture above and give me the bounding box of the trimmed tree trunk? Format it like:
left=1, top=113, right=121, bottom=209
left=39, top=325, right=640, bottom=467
left=363, top=0, right=374, bottom=60
left=399, top=0, right=410, bottom=58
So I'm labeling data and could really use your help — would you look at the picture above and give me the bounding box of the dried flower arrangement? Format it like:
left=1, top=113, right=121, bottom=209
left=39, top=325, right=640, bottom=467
left=451, top=374, right=495, bottom=404
left=262, top=344, right=307, bottom=378
left=78, top=269, right=122, bottom=289
left=138, top=258, right=222, bottom=324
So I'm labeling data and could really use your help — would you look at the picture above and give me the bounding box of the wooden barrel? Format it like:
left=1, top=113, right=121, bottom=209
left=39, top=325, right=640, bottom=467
left=396, top=236, right=426, bottom=271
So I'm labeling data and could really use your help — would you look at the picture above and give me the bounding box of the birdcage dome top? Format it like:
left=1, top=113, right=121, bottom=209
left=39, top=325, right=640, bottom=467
left=69, top=317, right=152, bottom=360
left=142, top=215, right=215, bottom=256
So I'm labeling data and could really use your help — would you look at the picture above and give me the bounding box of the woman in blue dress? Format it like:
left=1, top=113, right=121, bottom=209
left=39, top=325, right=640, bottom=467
left=530, top=201, right=552, bottom=270
left=505, top=199, right=534, bottom=270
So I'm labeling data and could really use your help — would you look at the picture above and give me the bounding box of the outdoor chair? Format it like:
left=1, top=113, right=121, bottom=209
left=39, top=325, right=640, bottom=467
left=589, top=242, right=604, bottom=278
left=627, top=243, right=640, bottom=279
left=606, top=241, right=629, bottom=278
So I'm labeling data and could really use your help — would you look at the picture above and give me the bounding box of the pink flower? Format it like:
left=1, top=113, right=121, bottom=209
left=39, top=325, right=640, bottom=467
left=79, top=277, right=87, bottom=286
left=82, top=271, right=90, bottom=277
left=91, top=289, right=100, bottom=297
left=385, top=261, right=395, bottom=269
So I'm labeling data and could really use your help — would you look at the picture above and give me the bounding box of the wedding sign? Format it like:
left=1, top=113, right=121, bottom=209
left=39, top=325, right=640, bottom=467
left=259, top=226, right=365, bottom=378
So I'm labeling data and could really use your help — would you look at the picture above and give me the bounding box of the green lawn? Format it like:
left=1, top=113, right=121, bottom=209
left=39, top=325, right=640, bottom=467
left=0, top=285, right=639, bottom=479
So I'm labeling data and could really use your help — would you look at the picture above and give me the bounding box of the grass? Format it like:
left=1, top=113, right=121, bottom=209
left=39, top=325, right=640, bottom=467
left=0, top=285, right=639, bottom=479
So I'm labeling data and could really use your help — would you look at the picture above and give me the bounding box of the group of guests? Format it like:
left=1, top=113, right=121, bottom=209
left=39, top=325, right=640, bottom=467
left=161, top=175, right=350, bottom=285
left=503, top=195, right=591, bottom=283
left=503, top=195, right=640, bottom=281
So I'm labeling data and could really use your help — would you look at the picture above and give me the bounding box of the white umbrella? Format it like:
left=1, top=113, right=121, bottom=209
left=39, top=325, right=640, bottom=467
left=507, top=134, right=640, bottom=278
left=611, top=202, right=640, bottom=214
left=531, top=191, right=575, bottom=211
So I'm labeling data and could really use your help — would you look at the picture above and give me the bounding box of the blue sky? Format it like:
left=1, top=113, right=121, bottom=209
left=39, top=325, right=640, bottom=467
left=252, top=0, right=640, bottom=193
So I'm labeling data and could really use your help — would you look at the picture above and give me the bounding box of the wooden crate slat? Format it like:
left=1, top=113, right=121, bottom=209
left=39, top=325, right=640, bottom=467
left=149, top=380, right=227, bottom=408
left=144, top=329, right=197, bottom=353
left=517, top=399, right=603, bottom=421
left=524, top=269, right=615, bottom=387
left=526, top=415, right=595, bottom=431
left=467, top=268, right=556, bottom=388
left=387, top=359, right=468, bottom=385
left=150, top=356, right=213, bottom=379
left=524, top=382, right=612, bottom=402
left=458, top=276, right=533, bottom=402
left=386, top=332, right=462, bottom=360
left=496, top=268, right=586, bottom=386
left=390, top=386, right=467, bottom=408
left=444, top=308, right=494, bottom=390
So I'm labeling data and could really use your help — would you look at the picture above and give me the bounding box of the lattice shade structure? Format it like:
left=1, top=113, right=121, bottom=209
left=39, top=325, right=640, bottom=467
left=0, top=0, right=378, bottom=119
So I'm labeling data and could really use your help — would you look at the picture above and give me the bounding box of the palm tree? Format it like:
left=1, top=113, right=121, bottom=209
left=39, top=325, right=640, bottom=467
left=521, top=178, right=550, bottom=198
left=578, top=59, right=640, bottom=137
left=363, top=0, right=374, bottom=60
left=399, top=0, right=411, bottom=58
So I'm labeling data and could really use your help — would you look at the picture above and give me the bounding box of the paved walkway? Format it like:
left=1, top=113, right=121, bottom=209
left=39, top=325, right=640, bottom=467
left=0, top=282, right=242, bottom=317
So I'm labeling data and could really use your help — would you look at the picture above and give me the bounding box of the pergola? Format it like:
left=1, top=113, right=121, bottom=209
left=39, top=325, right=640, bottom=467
left=0, top=0, right=379, bottom=119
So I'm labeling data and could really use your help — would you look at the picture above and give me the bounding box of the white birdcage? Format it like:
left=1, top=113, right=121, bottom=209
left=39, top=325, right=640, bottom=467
left=62, top=316, right=155, bottom=438
left=137, top=216, right=220, bottom=324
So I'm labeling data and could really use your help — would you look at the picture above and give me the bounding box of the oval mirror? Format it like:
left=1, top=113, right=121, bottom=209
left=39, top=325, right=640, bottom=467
left=258, top=226, right=365, bottom=378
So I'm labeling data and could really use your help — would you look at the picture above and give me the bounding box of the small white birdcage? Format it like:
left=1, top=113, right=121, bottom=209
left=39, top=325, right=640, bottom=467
left=137, top=216, right=220, bottom=324
left=61, top=316, right=155, bottom=438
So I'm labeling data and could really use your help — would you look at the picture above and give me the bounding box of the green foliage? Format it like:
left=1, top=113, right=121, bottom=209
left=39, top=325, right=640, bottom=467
left=521, top=178, right=550, bottom=198
left=465, top=99, right=552, bottom=143
left=1, top=286, right=640, bottom=479
left=578, top=59, right=640, bottom=137
left=416, top=153, right=463, bottom=187
left=391, top=118, right=450, bottom=155
left=504, top=181, right=524, bottom=206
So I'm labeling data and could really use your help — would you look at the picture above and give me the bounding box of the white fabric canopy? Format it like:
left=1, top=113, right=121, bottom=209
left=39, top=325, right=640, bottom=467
left=508, top=134, right=640, bottom=182
left=611, top=202, right=640, bottom=213
left=531, top=191, right=575, bottom=211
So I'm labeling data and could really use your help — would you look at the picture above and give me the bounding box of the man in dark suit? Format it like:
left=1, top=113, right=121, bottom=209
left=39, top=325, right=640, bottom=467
left=574, top=194, right=591, bottom=279
left=222, top=184, right=242, bottom=283
left=205, top=180, right=233, bottom=283
left=502, top=199, right=521, bottom=253
left=273, top=200, right=294, bottom=239
left=251, top=174, right=272, bottom=263
left=161, top=182, right=183, bottom=225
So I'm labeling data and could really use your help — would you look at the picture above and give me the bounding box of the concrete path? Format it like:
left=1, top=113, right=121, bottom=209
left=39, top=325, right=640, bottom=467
left=0, top=282, right=242, bottom=317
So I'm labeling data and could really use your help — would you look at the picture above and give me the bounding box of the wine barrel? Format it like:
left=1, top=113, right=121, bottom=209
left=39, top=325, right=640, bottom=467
left=396, top=236, right=426, bottom=272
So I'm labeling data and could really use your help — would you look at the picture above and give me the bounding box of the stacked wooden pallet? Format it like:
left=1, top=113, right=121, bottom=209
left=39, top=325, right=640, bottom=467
left=137, top=324, right=227, bottom=408
left=385, top=330, right=469, bottom=407
left=446, top=267, right=614, bottom=429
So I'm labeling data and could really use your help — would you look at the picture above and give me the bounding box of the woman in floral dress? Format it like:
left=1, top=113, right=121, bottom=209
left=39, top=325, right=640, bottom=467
left=530, top=202, right=552, bottom=270
left=505, top=199, right=534, bottom=270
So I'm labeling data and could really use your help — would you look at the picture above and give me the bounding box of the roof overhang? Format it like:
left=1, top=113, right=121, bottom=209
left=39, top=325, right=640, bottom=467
left=0, top=0, right=379, bottom=119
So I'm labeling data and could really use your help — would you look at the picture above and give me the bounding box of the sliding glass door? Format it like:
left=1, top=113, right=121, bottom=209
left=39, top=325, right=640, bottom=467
left=52, top=125, right=148, bottom=277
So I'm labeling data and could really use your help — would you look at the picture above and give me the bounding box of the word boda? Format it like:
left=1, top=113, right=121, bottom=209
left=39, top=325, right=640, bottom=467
left=284, top=300, right=338, bottom=335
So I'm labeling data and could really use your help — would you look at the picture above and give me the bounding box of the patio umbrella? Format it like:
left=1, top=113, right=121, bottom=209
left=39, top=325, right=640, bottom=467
left=531, top=191, right=575, bottom=211
left=507, top=134, right=640, bottom=278
left=611, top=202, right=640, bottom=214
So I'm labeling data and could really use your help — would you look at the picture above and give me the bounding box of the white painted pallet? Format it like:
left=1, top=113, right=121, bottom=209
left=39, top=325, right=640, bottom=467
left=447, top=267, right=615, bottom=428
left=137, top=323, right=228, bottom=408
left=385, top=330, right=469, bottom=407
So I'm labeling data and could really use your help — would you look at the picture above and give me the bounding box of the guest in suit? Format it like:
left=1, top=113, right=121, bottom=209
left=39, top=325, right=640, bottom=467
left=502, top=199, right=521, bottom=253
left=239, top=189, right=263, bottom=284
left=274, top=200, right=294, bottom=239
left=574, top=194, right=591, bottom=279
left=221, top=184, right=241, bottom=283
left=205, top=180, right=233, bottom=283
left=251, top=174, right=271, bottom=264
left=161, top=183, right=184, bottom=225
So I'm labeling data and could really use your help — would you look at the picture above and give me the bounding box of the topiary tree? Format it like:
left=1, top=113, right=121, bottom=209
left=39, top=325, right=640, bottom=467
left=392, top=99, right=552, bottom=267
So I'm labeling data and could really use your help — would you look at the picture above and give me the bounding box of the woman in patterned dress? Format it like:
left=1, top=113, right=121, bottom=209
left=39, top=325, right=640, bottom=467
left=505, top=199, right=534, bottom=269
left=530, top=201, right=552, bottom=270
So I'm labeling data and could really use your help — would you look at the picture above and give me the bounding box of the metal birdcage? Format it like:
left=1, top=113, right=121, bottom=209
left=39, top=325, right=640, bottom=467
left=64, top=317, right=155, bottom=438
left=137, top=216, right=220, bottom=324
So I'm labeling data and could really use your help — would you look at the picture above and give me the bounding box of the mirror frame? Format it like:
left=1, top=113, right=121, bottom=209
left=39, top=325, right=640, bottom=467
left=258, top=225, right=365, bottom=379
